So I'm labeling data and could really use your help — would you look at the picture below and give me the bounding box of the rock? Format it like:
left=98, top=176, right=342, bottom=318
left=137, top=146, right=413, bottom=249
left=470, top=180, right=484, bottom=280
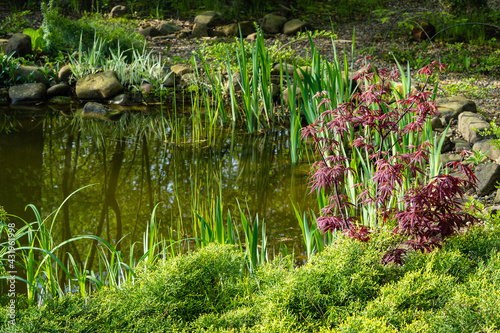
left=437, top=133, right=454, bottom=153
left=81, top=102, right=112, bottom=120
left=191, top=23, right=209, bottom=38
left=5, top=33, right=32, bottom=58
left=138, top=27, right=161, bottom=37
left=170, top=64, right=192, bottom=77
left=110, top=5, right=128, bottom=18
left=261, top=14, right=288, bottom=34
left=431, top=116, right=443, bottom=130
left=271, top=83, right=280, bottom=100
left=47, top=83, right=71, bottom=98
left=181, top=73, right=197, bottom=85
left=158, top=22, right=182, bottom=35
left=440, top=153, right=462, bottom=165
left=194, top=11, right=223, bottom=27
left=296, top=66, right=312, bottom=80
left=215, top=21, right=255, bottom=37
left=58, top=65, right=73, bottom=83
left=494, top=189, right=500, bottom=203
left=141, top=83, right=154, bottom=94
left=272, top=63, right=295, bottom=75
left=224, top=71, right=243, bottom=93
left=110, top=94, right=131, bottom=105
left=473, top=139, right=500, bottom=162
left=15, top=65, right=50, bottom=85
left=437, top=96, right=476, bottom=124
left=48, top=96, right=74, bottom=105
left=475, top=163, right=500, bottom=196
left=453, top=138, right=471, bottom=152
left=458, top=112, right=493, bottom=145
left=411, top=21, right=436, bottom=42
left=282, top=84, right=299, bottom=106
left=76, top=71, right=123, bottom=100
left=178, top=29, right=191, bottom=39
left=9, top=83, right=46, bottom=103
left=283, top=19, right=310, bottom=35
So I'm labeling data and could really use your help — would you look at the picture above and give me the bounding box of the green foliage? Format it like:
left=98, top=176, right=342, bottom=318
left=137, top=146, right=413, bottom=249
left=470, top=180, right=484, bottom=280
left=22, top=28, right=45, bottom=54
left=141, top=244, right=246, bottom=322
left=363, top=269, right=457, bottom=329
left=439, top=0, right=488, bottom=15
left=0, top=10, right=31, bottom=35
left=402, top=248, right=476, bottom=282
left=333, top=315, right=397, bottom=333
left=440, top=77, right=492, bottom=99
left=255, top=237, right=388, bottom=329
left=41, top=2, right=144, bottom=55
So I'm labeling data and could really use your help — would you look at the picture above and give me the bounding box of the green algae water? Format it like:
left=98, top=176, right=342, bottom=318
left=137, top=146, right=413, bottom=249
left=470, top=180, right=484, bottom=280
left=0, top=105, right=317, bottom=265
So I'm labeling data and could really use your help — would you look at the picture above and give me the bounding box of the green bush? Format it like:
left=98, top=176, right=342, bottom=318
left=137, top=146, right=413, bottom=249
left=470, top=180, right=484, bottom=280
left=255, top=237, right=388, bottom=329
left=41, top=2, right=144, bottom=56
left=402, top=248, right=475, bottom=282
left=141, top=243, right=246, bottom=322
left=443, top=225, right=500, bottom=264
left=332, top=315, right=398, bottom=333
left=363, top=269, right=457, bottom=329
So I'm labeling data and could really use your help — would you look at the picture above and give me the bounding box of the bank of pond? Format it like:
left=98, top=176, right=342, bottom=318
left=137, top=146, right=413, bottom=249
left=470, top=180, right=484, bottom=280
left=1, top=223, right=500, bottom=332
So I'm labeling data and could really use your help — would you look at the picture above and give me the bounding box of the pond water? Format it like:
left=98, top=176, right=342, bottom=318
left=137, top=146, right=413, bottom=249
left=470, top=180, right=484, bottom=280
left=0, top=104, right=317, bottom=265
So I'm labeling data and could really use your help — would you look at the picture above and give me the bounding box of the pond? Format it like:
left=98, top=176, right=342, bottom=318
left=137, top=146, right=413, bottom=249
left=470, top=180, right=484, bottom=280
left=0, top=104, right=318, bottom=267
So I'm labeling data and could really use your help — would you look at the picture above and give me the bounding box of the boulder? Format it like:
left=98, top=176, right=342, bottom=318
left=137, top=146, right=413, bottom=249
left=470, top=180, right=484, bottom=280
left=76, top=71, right=123, bottom=100
left=296, top=66, right=312, bottom=80
left=110, top=94, right=131, bottom=105
left=475, top=163, right=500, bottom=196
left=458, top=111, right=493, bottom=145
left=47, top=83, right=71, bottom=98
left=170, top=64, right=192, bottom=77
left=141, top=82, right=154, bottom=94
left=58, top=65, right=73, bottom=83
left=81, top=102, right=112, bottom=120
left=15, top=65, right=50, bottom=85
left=261, top=14, right=287, bottom=34
left=473, top=139, right=500, bottom=162
left=440, top=153, right=462, bottom=165
left=178, top=29, right=191, bottom=39
left=5, top=33, right=32, bottom=58
left=9, top=83, right=46, bottom=103
left=110, top=5, right=128, bottom=18
left=224, top=71, right=243, bottom=93
left=283, top=19, right=310, bottom=35
left=272, top=63, right=295, bottom=75
left=158, top=22, right=182, bottom=35
left=215, top=21, right=255, bottom=37
left=452, top=138, right=471, bottom=152
left=437, top=96, right=476, bottom=124
left=138, top=27, right=161, bottom=37
left=431, top=116, right=444, bottom=130
left=191, top=23, right=209, bottom=38
left=261, top=14, right=288, bottom=34
left=194, top=11, right=223, bottom=27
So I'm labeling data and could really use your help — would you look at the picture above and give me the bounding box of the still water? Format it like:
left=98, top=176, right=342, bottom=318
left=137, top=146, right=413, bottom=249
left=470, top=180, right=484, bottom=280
left=0, top=105, right=317, bottom=263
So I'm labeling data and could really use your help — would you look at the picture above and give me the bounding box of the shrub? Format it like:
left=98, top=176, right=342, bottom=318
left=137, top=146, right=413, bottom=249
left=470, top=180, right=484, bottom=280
left=141, top=244, right=246, bottom=322
left=401, top=248, right=475, bottom=282
left=255, top=237, right=388, bottom=329
left=363, top=269, right=457, bottom=329
left=41, top=1, right=144, bottom=56
left=302, top=61, right=478, bottom=263
left=332, top=315, right=398, bottom=333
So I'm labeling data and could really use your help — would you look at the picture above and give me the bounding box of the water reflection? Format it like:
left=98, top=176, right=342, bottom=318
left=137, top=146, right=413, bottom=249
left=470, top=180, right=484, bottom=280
left=0, top=106, right=316, bottom=264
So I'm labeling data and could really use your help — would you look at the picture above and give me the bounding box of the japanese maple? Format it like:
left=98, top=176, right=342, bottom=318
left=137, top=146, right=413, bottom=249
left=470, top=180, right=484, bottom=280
left=302, top=61, right=478, bottom=263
